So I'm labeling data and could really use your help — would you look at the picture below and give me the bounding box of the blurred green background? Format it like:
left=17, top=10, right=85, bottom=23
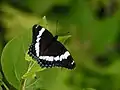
left=1, top=0, right=120, bottom=90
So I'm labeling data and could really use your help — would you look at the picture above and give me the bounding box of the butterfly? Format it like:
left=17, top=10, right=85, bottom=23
left=28, top=24, right=76, bottom=69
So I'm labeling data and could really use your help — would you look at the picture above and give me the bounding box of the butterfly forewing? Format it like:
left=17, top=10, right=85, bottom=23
left=40, top=30, right=54, bottom=55
left=28, top=24, right=54, bottom=57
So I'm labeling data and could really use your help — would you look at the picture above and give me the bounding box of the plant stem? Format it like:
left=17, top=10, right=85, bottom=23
left=19, top=79, right=27, bottom=90
left=2, top=81, right=9, bottom=90
left=20, top=61, right=35, bottom=90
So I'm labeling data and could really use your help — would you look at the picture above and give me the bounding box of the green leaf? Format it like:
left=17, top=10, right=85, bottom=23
left=39, top=16, right=49, bottom=29
left=22, top=61, right=45, bottom=79
left=1, top=30, right=30, bottom=89
left=58, top=35, right=71, bottom=45
left=26, top=68, right=60, bottom=90
left=33, top=69, right=72, bottom=90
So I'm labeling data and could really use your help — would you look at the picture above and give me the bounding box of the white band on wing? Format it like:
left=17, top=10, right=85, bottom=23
left=39, top=51, right=70, bottom=61
left=35, top=28, right=45, bottom=57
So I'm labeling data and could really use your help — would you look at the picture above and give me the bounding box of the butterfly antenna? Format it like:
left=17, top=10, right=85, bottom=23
left=55, top=21, right=70, bottom=36
left=56, top=20, right=59, bottom=35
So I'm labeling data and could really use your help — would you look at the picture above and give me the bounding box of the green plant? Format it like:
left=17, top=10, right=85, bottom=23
left=0, top=16, right=72, bottom=90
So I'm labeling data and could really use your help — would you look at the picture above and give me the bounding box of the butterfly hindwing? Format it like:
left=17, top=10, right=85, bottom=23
left=39, top=41, right=75, bottom=69
left=28, top=24, right=76, bottom=69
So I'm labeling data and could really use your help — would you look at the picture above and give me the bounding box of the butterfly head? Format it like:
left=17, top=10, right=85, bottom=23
left=53, top=35, right=58, bottom=40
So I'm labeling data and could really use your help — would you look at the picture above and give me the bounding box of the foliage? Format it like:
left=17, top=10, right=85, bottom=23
left=0, top=0, right=120, bottom=90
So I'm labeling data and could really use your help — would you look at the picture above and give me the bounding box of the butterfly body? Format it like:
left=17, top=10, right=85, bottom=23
left=28, top=24, right=76, bottom=69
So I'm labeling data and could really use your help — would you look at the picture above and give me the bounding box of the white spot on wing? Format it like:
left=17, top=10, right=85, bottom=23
left=64, top=51, right=70, bottom=59
left=71, top=61, right=74, bottom=65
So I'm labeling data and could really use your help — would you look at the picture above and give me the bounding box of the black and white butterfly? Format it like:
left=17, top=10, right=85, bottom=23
left=28, top=24, right=76, bottom=69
